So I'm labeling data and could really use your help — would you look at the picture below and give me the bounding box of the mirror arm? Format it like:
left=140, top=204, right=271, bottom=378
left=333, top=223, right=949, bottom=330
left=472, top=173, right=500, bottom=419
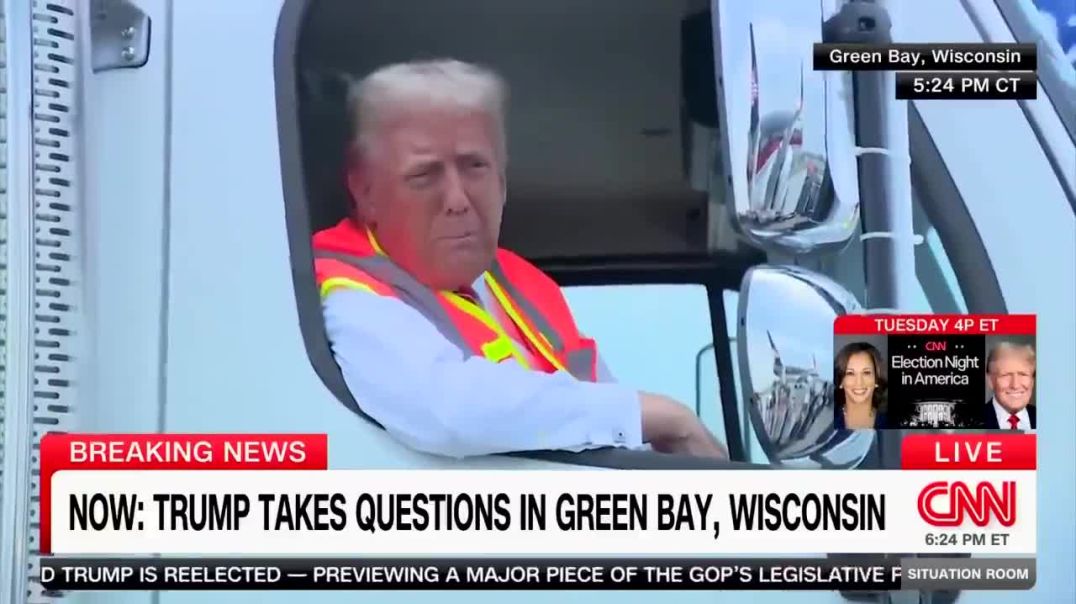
left=825, top=0, right=917, bottom=476
left=708, top=289, right=746, bottom=462
left=693, top=343, right=714, bottom=418
left=824, top=3, right=909, bottom=479
left=826, top=1, right=919, bottom=311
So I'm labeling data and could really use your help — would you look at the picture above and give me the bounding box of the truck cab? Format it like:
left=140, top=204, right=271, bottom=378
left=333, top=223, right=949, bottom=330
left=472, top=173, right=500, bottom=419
left=0, top=0, right=1072, bottom=602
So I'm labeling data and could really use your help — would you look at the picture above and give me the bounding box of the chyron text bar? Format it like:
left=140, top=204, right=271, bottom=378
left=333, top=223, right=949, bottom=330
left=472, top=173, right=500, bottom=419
left=814, top=43, right=1035, bottom=71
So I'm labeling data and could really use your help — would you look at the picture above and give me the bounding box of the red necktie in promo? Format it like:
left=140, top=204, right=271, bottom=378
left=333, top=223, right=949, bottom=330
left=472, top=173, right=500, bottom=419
left=1008, top=414, right=1019, bottom=430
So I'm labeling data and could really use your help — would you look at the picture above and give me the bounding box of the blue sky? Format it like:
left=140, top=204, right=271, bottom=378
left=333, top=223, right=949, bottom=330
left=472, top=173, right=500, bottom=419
left=1034, top=0, right=1076, bottom=67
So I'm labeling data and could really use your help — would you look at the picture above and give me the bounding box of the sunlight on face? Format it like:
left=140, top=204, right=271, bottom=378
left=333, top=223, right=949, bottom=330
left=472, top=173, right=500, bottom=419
left=351, top=107, right=506, bottom=290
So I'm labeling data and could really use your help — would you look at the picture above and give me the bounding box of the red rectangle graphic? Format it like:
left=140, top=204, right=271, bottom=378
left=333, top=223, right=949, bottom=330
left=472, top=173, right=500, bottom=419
left=834, top=314, right=1035, bottom=335
left=39, top=433, right=328, bottom=554
left=902, top=433, right=1036, bottom=470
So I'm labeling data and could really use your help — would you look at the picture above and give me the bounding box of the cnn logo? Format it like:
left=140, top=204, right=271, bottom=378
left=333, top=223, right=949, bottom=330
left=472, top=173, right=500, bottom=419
left=917, top=481, right=1017, bottom=527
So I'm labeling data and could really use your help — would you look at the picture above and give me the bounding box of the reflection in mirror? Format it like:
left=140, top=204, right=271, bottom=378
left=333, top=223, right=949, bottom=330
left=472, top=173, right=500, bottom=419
left=737, top=265, right=874, bottom=468
left=715, top=1, right=860, bottom=254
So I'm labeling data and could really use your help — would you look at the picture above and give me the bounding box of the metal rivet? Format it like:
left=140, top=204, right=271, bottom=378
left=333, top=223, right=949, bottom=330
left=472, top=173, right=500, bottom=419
left=121, top=26, right=136, bottom=39
left=120, top=47, right=136, bottom=62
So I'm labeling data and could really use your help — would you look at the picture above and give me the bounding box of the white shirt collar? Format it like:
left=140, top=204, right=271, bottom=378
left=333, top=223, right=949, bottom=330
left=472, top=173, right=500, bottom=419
left=992, top=397, right=1031, bottom=430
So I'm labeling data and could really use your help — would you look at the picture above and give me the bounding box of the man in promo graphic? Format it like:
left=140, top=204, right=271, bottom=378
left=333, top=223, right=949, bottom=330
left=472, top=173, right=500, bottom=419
left=982, top=341, right=1037, bottom=430
left=313, top=59, right=728, bottom=459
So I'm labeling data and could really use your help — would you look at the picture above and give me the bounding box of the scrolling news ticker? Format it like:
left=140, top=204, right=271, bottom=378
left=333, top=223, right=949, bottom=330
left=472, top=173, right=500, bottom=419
left=39, top=557, right=1036, bottom=591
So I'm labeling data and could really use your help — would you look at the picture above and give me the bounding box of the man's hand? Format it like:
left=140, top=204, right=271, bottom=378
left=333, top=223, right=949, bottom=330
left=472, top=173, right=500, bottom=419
left=639, top=393, right=729, bottom=459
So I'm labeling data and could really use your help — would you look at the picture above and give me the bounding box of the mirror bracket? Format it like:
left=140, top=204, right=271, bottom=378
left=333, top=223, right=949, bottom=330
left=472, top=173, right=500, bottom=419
left=821, top=1, right=892, bottom=45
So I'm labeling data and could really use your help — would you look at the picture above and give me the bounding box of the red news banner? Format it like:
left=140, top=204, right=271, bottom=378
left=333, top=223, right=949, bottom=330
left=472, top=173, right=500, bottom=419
left=39, top=434, right=328, bottom=553
left=40, top=433, right=1035, bottom=560
left=833, top=314, right=1037, bottom=429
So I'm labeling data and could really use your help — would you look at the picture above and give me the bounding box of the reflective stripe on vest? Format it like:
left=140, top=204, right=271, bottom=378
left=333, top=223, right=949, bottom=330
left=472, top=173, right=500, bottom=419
left=363, top=227, right=563, bottom=373
left=442, top=290, right=532, bottom=369
left=320, top=277, right=376, bottom=298
left=314, top=226, right=596, bottom=381
left=480, top=272, right=565, bottom=373
left=316, top=250, right=541, bottom=372
left=487, top=261, right=598, bottom=380
left=316, top=250, right=474, bottom=356
left=487, top=262, right=564, bottom=352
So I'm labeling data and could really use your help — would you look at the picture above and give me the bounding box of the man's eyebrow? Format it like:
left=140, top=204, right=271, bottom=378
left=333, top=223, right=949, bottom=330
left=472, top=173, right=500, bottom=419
left=401, top=158, right=441, bottom=173
left=456, top=149, right=493, bottom=161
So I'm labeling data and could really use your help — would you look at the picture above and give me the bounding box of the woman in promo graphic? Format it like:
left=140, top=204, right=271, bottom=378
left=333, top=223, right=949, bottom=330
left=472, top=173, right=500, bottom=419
left=833, top=342, right=888, bottom=430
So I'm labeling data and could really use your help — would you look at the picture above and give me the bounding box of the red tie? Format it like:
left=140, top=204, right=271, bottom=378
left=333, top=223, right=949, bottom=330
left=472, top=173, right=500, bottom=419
left=1007, top=414, right=1019, bottom=430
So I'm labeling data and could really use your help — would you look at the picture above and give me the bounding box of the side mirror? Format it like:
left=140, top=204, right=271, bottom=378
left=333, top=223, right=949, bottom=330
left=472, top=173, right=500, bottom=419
left=736, top=265, right=874, bottom=468
left=715, top=1, right=860, bottom=254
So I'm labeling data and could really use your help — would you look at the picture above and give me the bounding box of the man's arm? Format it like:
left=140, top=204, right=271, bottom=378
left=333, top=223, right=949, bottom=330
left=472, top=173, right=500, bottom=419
left=322, top=289, right=644, bottom=458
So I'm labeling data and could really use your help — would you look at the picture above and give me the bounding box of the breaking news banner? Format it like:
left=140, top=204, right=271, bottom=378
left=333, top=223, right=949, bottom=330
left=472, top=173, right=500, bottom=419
left=894, top=72, right=1037, bottom=100
left=39, top=433, right=1035, bottom=565
left=37, top=556, right=1037, bottom=591
left=812, top=43, right=1036, bottom=71
left=834, top=314, right=1037, bottom=429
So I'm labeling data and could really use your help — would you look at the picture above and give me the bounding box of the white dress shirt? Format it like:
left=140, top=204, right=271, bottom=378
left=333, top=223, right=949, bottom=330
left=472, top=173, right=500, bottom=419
left=991, top=398, right=1032, bottom=431
left=322, top=277, right=644, bottom=458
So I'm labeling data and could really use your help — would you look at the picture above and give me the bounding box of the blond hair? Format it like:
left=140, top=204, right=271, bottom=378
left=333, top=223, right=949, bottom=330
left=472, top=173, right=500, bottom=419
left=987, top=342, right=1036, bottom=375
left=346, top=59, right=508, bottom=165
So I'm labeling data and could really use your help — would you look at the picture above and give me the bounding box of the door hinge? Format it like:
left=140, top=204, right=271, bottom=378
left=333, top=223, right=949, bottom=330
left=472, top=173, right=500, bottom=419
left=90, top=0, right=151, bottom=72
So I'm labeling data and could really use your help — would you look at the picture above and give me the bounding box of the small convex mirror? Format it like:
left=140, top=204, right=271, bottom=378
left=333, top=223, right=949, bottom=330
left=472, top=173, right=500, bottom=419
left=737, top=265, right=874, bottom=468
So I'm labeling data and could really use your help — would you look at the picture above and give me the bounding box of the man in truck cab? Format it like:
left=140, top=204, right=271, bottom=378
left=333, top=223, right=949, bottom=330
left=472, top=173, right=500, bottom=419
left=312, top=59, right=727, bottom=459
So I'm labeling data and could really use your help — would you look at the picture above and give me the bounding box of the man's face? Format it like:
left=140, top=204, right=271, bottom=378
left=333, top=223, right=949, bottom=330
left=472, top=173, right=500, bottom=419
left=988, top=352, right=1035, bottom=413
left=349, top=107, right=505, bottom=290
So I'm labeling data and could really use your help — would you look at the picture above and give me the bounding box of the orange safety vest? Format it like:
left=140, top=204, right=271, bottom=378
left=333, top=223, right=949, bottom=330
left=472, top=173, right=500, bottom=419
left=312, top=219, right=599, bottom=381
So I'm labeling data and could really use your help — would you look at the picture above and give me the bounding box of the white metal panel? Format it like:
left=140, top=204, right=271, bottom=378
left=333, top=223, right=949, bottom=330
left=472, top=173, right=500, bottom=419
left=80, top=0, right=169, bottom=438
left=0, top=0, right=9, bottom=527
left=77, top=0, right=172, bottom=602
left=3, top=0, right=86, bottom=601
left=0, top=0, right=35, bottom=600
left=962, top=0, right=1076, bottom=202
left=903, top=2, right=1076, bottom=602
left=26, top=0, right=84, bottom=601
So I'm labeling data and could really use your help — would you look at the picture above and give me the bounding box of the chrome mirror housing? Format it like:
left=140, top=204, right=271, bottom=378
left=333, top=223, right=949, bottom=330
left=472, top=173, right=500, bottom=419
left=715, top=1, right=860, bottom=254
